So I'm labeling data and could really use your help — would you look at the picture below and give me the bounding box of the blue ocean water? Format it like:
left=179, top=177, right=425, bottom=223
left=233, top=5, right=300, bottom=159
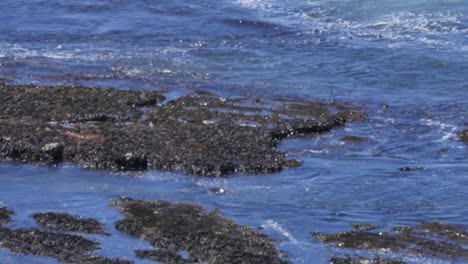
left=0, top=0, right=467, bottom=263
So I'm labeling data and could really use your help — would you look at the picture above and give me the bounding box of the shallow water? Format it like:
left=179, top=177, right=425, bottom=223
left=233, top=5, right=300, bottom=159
left=0, top=1, right=467, bottom=263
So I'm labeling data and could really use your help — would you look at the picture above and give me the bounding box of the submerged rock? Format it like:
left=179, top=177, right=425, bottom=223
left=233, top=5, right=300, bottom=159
left=209, top=187, right=230, bottom=195
left=0, top=227, right=99, bottom=262
left=350, top=223, right=377, bottom=231
left=0, top=84, right=360, bottom=176
left=399, top=166, right=425, bottom=172
left=458, top=130, right=468, bottom=144
left=32, top=212, right=106, bottom=235
left=113, top=198, right=289, bottom=264
left=330, top=256, right=405, bottom=264
left=134, top=250, right=191, bottom=264
left=0, top=207, right=13, bottom=225
left=340, top=136, right=367, bottom=143
left=313, top=222, right=468, bottom=261
left=0, top=207, right=131, bottom=263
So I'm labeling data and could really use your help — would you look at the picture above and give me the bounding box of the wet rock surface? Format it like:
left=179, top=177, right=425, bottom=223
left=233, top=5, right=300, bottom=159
left=398, top=166, right=425, bottom=172
left=459, top=130, right=468, bottom=144
left=0, top=208, right=132, bottom=264
left=0, top=227, right=99, bottom=262
left=330, top=256, right=405, bottom=264
left=350, top=223, right=377, bottom=231
left=313, top=222, right=468, bottom=261
left=113, top=198, right=289, bottom=264
left=0, top=84, right=359, bottom=176
left=32, top=212, right=106, bottom=235
left=340, top=136, right=367, bottom=143
left=134, top=250, right=191, bottom=264
left=0, top=207, right=13, bottom=225
left=0, top=84, right=164, bottom=122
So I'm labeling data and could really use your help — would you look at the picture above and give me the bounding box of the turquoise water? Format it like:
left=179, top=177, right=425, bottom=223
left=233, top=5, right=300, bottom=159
left=0, top=1, right=467, bottom=263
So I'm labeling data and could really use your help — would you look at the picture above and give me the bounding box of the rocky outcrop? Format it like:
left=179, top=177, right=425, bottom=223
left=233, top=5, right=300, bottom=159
left=0, top=84, right=362, bottom=176
left=113, top=198, right=289, bottom=264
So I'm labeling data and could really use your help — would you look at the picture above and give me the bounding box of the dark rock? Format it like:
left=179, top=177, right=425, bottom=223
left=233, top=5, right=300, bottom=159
left=113, top=198, right=289, bottom=264
left=32, top=212, right=106, bottom=235
left=350, top=223, right=377, bottom=231
left=458, top=130, right=468, bottom=144
left=340, top=136, right=367, bottom=143
left=0, top=84, right=164, bottom=122
left=77, top=256, right=133, bottom=264
left=313, top=222, right=468, bottom=260
left=0, top=227, right=99, bottom=262
left=399, top=166, right=425, bottom=172
left=0, top=85, right=359, bottom=176
left=0, top=207, right=13, bottom=225
left=209, top=187, right=230, bottom=195
left=0, top=225, right=132, bottom=263
left=330, top=256, right=405, bottom=264
left=135, top=250, right=190, bottom=264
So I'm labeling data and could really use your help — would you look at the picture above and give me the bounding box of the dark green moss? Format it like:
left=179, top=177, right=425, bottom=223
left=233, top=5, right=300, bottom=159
left=32, top=212, right=106, bottom=235
left=313, top=222, right=468, bottom=261
left=113, top=198, right=289, bottom=264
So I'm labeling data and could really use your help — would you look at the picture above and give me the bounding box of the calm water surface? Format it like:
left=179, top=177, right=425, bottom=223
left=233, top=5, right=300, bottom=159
left=0, top=0, right=467, bottom=263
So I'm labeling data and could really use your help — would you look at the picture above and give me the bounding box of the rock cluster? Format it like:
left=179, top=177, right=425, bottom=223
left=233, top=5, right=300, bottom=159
left=114, top=198, right=289, bottom=264
left=314, top=222, right=468, bottom=261
left=32, top=212, right=106, bottom=235
left=0, top=200, right=289, bottom=263
left=0, top=84, right=360, bottom=176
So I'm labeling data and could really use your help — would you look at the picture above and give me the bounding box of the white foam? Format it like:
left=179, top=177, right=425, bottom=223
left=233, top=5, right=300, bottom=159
left=420, top=118, right=458, bottom=142
left=305, top=149, right=328, bottom=154
left=231, top=0, right=467, bottom=49
left=262, top=219, right=298, bottom=244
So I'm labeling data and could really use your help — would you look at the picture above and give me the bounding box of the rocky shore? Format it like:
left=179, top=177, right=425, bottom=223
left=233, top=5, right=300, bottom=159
left=2, top=84, right=466, bottom=263
left=0, top=199, right=289, bottom=264
left=314, top=222, right=468, bottom=263
left=0, top=84, right=362, bottom=176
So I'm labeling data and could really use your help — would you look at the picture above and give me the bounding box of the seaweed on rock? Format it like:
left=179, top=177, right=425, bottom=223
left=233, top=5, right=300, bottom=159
left=458, top=130, right=468, bottom=144
left=113, top=198, right=289, bottom=264
left=0, top=207, right=13, bottom=225
left=313, top=222, right=468, bottom=261
left=0, top=84, right=362, bottom=176
left=330, top=256, right=405, bottom=264
left=32, top=212, right=106, bottom=235
left=0, top=208, right=131, bottom=263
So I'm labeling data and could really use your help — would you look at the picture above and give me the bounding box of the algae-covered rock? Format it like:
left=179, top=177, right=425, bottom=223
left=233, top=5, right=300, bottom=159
left=0, top=84, right=361, bottom=176
left=0, top=227, right=99, bottom=262
left=458, top=130, right=468, bottom=144
left=0, top=208, right=131, bottom=263
left=113, top=198, right=289, bottom=264
left=32, top=212, right=106, bottom=235
left=0, top=207, right=13, bottom=225
left=330, top=256, right=405, bottom=264
left=0, top=84, right=164, bottom=122
left=134, top=250, right=191, bottom=264
left=350, top=223, right=377, bottom=231
left=340, top=136, right=367, bottom=144
left=313, top=222, right=468, bottom=261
